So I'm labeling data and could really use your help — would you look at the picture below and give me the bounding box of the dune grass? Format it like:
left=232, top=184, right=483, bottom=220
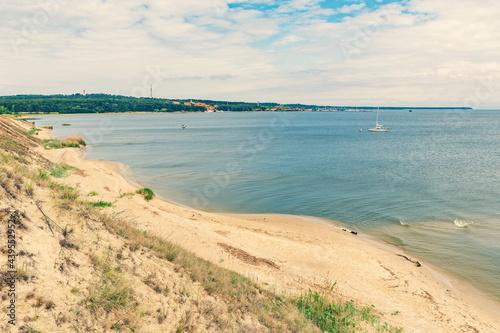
left=85, top=254, right=140, bottom=331
left=86, top=254, right=135, bottom=313
left=96, top=210, right=401, bottom=332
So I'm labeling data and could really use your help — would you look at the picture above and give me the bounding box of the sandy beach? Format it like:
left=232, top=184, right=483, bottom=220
left=28, top=122, right=500, bottom=332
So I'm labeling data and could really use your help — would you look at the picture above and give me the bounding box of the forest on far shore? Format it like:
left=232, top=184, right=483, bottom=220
left=0, top=94, right=472, bottom=115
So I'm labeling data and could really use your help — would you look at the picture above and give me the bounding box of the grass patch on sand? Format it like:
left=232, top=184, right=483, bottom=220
left=86, top=254, right=139, bottom=330
left=86, top=200, right=114, bottom=208
left=50, top=163, right=77, bottom=178
left=294, top=289, right=402, bottom=333
left=27, top=127, right=41, bottom=135
left=43, top=135, right=86, bottom=149
left=136, top=187, right=154, bottom=201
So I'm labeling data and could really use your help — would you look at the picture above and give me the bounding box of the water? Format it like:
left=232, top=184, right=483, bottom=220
left=30, top=110, right=500, bottom=302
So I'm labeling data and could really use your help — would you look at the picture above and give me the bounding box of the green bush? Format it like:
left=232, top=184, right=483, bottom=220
left=136, top=188, right=154, bottom=201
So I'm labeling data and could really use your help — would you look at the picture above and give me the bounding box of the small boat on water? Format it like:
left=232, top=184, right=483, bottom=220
left=368, top=108, right=388, bottom=132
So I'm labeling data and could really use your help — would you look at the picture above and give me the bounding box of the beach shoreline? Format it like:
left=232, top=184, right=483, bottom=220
left=89, top=143, right=500, bottom=317
left=31, top=122, right=500, bottom=332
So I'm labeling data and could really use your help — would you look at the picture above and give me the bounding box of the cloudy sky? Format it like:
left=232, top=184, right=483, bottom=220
left=1, top=0, right=499, bottom=108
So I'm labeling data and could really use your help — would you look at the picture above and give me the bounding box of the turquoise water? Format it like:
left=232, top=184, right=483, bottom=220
left=30, top=110, right=500, bottom=301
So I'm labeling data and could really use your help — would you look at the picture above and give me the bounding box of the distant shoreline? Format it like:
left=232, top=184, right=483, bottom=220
left=14, top=107, right=478, bottom=119
left=1, top=93, right=474, bottom=116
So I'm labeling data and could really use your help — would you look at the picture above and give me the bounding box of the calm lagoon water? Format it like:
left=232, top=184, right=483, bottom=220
left=31, top=110, right=500, bottom=302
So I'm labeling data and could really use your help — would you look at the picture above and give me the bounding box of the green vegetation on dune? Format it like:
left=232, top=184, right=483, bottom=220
left=50, top=163, right=77, bottom=178
left=27, top=127, right=41, bottom=135
left=86, top=200, right=114, bottom=208
left=136, top=187, right=154, bottom=201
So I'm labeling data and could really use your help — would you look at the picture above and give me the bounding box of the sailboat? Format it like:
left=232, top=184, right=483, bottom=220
left=368, top=108, right=388, bottom=132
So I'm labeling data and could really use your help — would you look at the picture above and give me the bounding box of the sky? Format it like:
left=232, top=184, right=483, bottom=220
left=1, top=0, right=500, bottom=108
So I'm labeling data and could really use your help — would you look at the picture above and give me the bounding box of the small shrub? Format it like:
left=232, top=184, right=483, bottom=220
left=16, top=264, right=29, bottom=281
left=43, top=125, right=53, bottom=129
left=45, top=300, right=55, bottom=310
left=87, top=191, right=98, bottom=197
left=25, top=181, right=34, bottom=196
left=136, top=188, right=154, bottom=201
left=38, top=169, right=49, bottom=181
left=57, top=185, right=79, bottom=209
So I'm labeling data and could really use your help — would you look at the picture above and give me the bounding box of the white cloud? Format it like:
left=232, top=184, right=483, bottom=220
left=338, top=3, right=366, bottom=14
left=1, top=0, right=500, bottom=108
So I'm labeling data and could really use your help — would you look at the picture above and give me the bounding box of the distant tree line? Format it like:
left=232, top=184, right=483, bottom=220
left=0, top=94, right=322, bottom=114
left=0, top=94, right=207, bottom=114
left=0, top=94, right=472, bottom=115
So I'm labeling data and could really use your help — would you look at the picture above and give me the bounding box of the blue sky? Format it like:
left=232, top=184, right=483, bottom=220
left=1, top=0, right=500, bottom=108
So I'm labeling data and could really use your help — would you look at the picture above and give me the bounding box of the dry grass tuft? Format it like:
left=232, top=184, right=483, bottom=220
left=62, top=135, right=86, bottom=147
left=45, top=300, right=55, bottom=310
left=43, top=135, right=86, bottom=149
